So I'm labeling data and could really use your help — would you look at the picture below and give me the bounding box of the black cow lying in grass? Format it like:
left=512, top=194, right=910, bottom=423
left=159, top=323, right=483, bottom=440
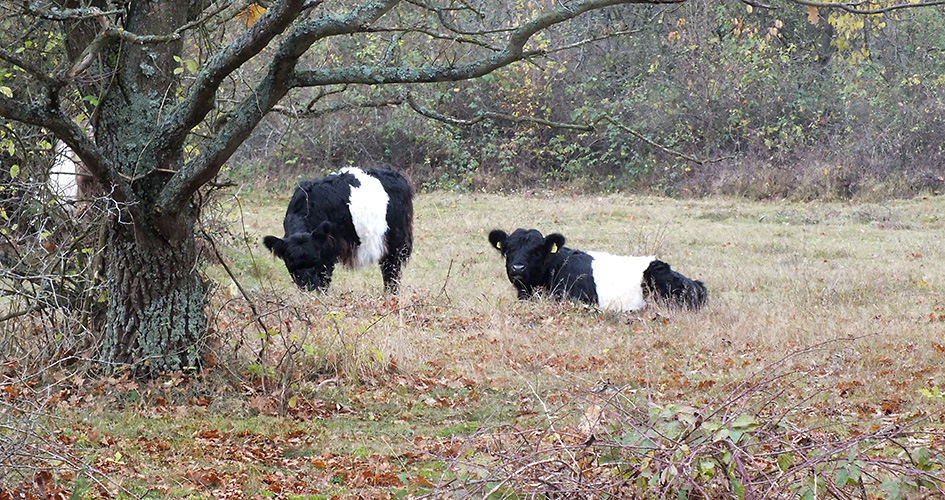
left=263, top=167, right=413, bottom=293
left=488, top=228, right=707, bottom=311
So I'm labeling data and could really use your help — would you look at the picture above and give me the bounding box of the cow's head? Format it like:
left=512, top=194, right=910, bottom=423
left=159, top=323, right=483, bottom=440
left=488, top=228, right=565, bottom=296
left=263, top=221, right=340, bottom=291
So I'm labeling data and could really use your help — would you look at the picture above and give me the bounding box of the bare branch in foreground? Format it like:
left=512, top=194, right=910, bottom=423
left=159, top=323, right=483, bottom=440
left=785, top=0, right=945, bottom=14
left=418, top=337, right=945, bottom=499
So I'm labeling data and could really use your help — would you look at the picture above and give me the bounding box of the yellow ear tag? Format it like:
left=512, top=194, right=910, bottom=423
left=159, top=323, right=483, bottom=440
left=496, top=242, right=502, bottom=249
left=551, top=243, right=558, bottom=253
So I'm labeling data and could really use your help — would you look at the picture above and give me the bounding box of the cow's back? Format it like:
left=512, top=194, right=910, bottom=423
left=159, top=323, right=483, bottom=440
left=366, top=168, right=413, bottom=263
left=283, top=175, right=353, bottom=234
left=587, top=252, right=654, bottom=311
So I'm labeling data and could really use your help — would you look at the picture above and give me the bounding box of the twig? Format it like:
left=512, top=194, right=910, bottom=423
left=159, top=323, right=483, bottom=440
left=402, top=93, right=733, bottom=165
left=199, top=229, right=270, bottom=340
left=595, top=115, right=734, bottom=166
left=437, top=258, right=454, bottom=302
left=787, top=0, right=945, bottom=14
left=0, top=304, right=43, bottom=322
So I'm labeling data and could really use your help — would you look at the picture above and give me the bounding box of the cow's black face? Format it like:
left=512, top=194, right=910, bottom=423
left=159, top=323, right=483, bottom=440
left=489, top=228, right=565, bottom=295
left=264, top=221, right=340, bottom=291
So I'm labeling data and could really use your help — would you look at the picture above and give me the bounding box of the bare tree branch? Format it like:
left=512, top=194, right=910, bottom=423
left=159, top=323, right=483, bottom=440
left=26, top=4, right=124, bottom=22
left=155, top=0, right=401, bottom=215
left=739, top=0, right=780, bottom=10
left=401, top=93, right=732, bottom=165
left=62, top=28, right=110, bottom=82
left=0, top=48, right=60, bottom=88
left=292, top=0, right=684, bottom=88
left=0, top=96, right=136, bottom=204
left=0, top=304, right=43, bottom=323
left=541, top=27, right=650, bottom=55
left=784, top=0, right=945, bottom=13
left=158, top=0, right=309, bottom=161
left=271, top=95, right=402, bottom=120
left=405, top=92, right=595, bottom=130
left=595, top=115, right=734, bottom=165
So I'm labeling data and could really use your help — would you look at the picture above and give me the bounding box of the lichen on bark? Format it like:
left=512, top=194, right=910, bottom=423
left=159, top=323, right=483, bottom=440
left=101, top=213, right=206, bottom=376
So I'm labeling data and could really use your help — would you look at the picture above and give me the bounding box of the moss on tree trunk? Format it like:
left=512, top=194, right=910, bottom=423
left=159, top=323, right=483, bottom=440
left=101, top=211, right=206, bottom=376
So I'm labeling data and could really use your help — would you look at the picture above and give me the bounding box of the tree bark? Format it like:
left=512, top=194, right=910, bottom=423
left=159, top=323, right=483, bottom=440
left=102, top=207, right=206, bottom=375
left=89, top=0, right=204, bottom=376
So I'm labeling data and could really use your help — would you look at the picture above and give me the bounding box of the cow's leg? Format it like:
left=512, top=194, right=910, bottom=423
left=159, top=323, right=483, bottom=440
left=380, top=252, right=405, bottom=293
left=380, top=223, right=412, bottom=294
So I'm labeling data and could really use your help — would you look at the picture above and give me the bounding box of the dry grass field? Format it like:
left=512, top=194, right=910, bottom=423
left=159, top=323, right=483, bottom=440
left=5, top=190, right=945, bottom=499
left=238, top=191, right=945, bottom=399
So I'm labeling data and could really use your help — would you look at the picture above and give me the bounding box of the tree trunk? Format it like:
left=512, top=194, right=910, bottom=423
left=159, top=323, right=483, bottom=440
left=101, top=207, right=206, bottom=376
left=76, top=0, right=205, bottom=377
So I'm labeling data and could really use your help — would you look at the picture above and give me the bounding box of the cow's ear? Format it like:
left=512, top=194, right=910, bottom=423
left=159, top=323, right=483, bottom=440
left=545, top=233, right=566, bottom=254
left=313, top=221, right=338, bottom=249
left=488, top=230, right=508, bottom=254
left=263, top=236, right=286, bottom=259
left=313, top=220, right=334, bottom=237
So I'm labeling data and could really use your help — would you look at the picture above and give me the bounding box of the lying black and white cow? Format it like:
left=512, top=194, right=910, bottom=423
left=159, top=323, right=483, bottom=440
left=263, top=167, right=413, bottom=292
left=488, top=228, right=707, bottom=311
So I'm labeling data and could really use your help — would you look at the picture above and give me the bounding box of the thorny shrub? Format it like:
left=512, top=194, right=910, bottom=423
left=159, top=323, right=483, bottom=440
left=1, top=149, right=112, bottom=496
left=0, top=155, right=239, bottom=496
left=425, top=338, right=945, bottom=499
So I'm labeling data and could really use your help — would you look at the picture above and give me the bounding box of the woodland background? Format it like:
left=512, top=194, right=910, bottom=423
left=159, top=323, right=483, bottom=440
left=226, top=3, right=945, bottom=199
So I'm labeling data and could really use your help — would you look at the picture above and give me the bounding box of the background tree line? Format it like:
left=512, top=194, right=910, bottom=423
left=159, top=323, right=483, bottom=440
left=232, top=2, right=945, bottom=199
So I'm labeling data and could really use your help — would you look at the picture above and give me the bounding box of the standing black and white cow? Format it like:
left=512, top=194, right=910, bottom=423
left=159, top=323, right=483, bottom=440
left=488, top=228, right=707, bottom=311
left=263, top=167, right=413, bottom=293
